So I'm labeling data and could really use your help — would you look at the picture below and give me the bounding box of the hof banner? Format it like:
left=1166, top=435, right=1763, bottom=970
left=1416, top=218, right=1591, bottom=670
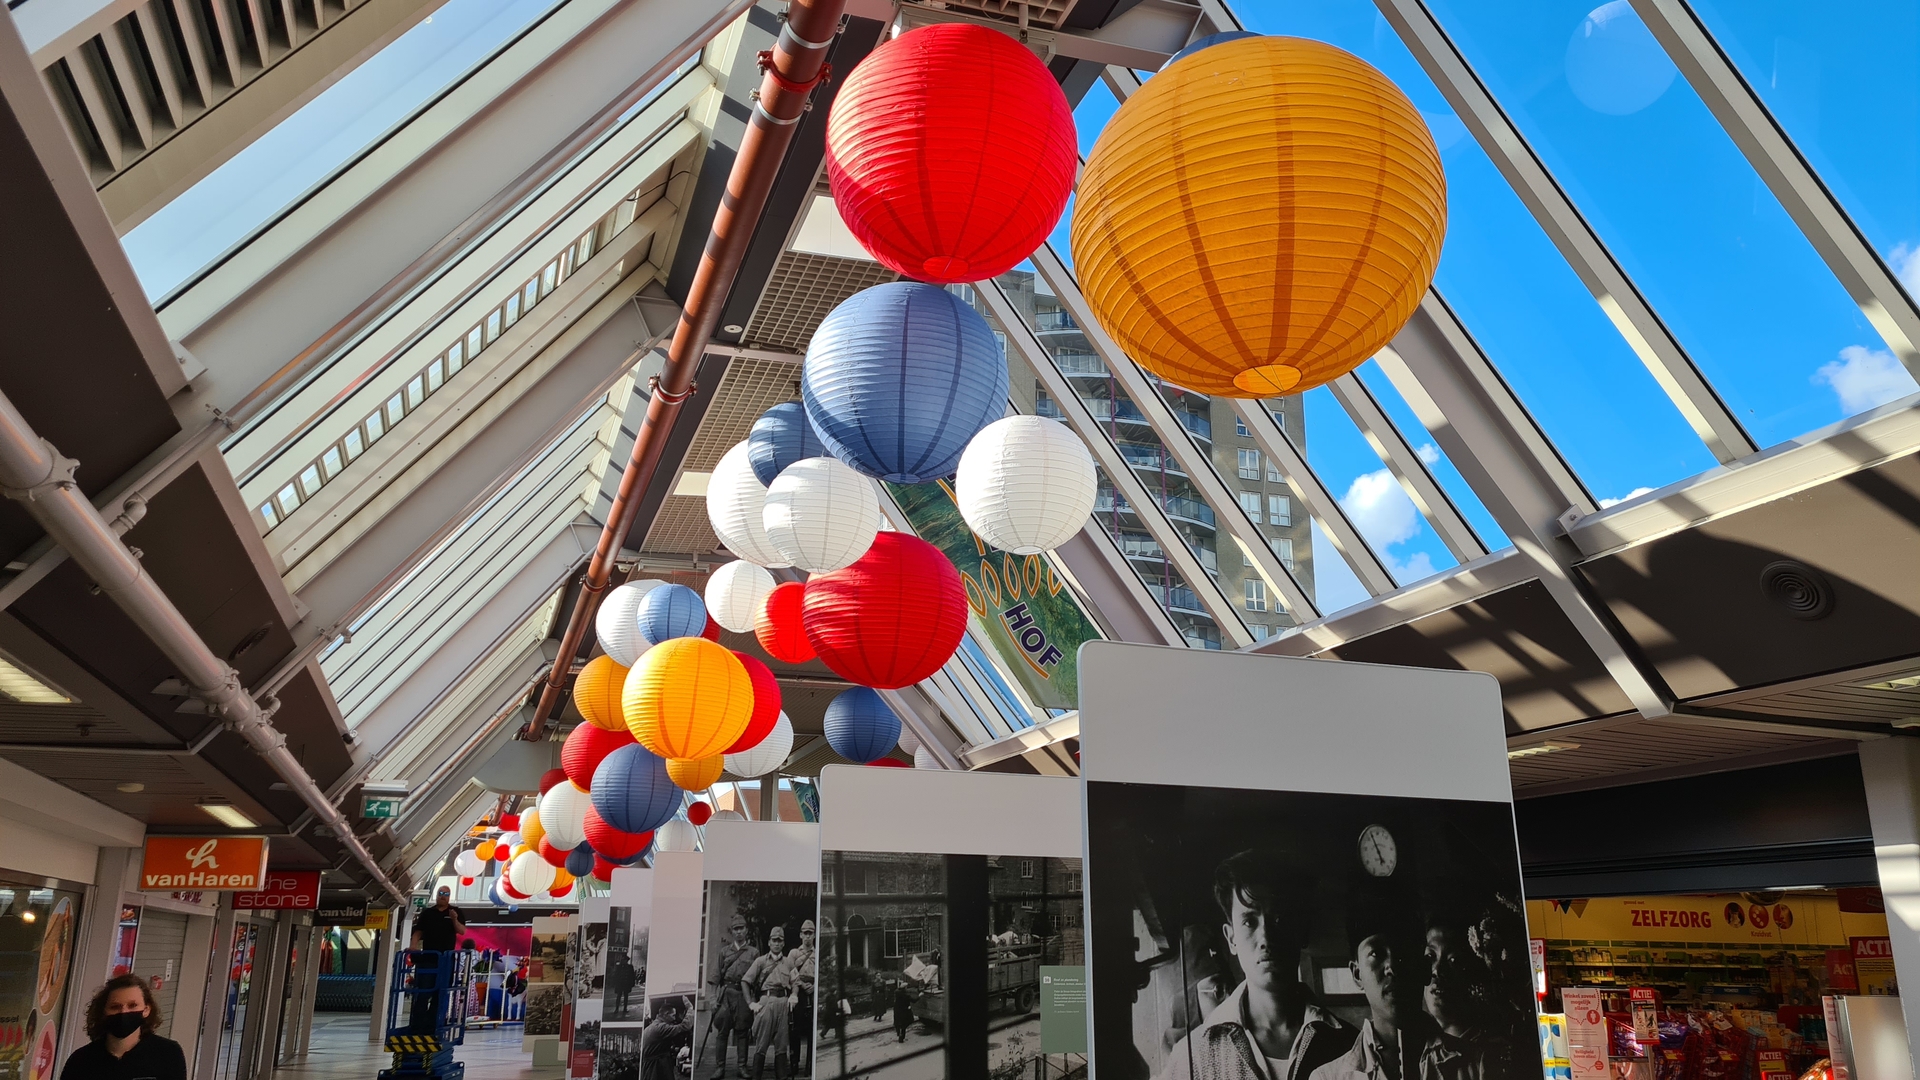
left=884, top=479, right=1099, bottom=709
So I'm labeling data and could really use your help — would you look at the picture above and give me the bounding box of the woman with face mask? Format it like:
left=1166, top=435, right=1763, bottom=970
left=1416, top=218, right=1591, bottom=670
left=59, top=974, right=186, bottom=1080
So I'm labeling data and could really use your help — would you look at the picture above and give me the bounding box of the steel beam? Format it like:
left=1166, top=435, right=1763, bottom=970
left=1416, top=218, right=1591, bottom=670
left=1327, top=373, right=1489, bottom=564
left=1631, top=0, right=1920, bottom=381
left=1377, top=293, right=1676, bottom=718
left=1029, top=245, right=1318, bottom=619
left=1371, top=0, right=1756, bottom=463
left=976, top=275, right=1253, bottom=645
left=1046, top=522, right=1185, bottom=647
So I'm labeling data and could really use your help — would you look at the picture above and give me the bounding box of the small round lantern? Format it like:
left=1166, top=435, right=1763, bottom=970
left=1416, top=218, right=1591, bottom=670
left=824, top=686, right=902, bottom=764
left=753, top=581, right=815, bottom=664
left=561, top=721, right=634, bottom=790
left=572, top=655, right=631, bottom=732
left=510, top=850, right=557, bottom=895
left=802, top=282, right=1008, bottom=484
left=686, top=801, right=714, bottom=827
left=724, top=712, right=794, bottom=779
left=589, top=743, right=682, bottom=835
left=706, top=561, right=776, bottom=634
left=763, top=456, right=881, bottom=572
left=955, top=415, right=1098, bottom=554
left=746, top=402, right=827, bottom=487
left=667, top=754, right=724, bottom=791
left=538, top=780, right=592, bottom=852
left=636, top=584, right=706, bottom=646
left=706, top=442, right=791, bottom=568
left=656, top=818, right=700, bottom=853
left=802, top=532, right=968, bottom=689
left=565, top=846, right=596, bottom=877
left=584, top=805, right=653, bottom=861
left=595, top=580, right=664, bottom=666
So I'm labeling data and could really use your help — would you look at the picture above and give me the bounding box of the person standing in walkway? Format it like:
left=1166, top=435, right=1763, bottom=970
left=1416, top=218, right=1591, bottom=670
left=411, top=885, right=466, bottom=951
left=60, top=974, right=186, bottom=1080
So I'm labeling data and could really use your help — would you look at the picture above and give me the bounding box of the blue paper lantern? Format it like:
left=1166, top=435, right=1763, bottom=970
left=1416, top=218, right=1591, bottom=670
left=590, top=744, right=682, bottom=834
left=747, top=402, right=827, bottom=487
left=823, top=686, right=903, bottom=764
left=1163, top=30, right=1259, bottom=68
left=636, top=583, right=707, bottom=645
left=604, top=846, right=650, bottom=867
left=564, top=846, right=596, bottom=877
left=802, top=282, right=1008, bottom=483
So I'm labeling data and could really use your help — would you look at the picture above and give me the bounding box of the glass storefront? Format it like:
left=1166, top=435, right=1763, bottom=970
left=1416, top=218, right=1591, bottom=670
left=0, top=873, right=83, bottom=1080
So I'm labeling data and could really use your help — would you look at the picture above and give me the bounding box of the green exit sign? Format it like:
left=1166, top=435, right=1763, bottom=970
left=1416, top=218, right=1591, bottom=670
left=362, top=796, right=402, bottom=819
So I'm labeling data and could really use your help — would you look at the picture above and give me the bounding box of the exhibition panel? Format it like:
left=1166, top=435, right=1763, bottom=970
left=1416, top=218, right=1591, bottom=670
left=1, top=0, right=1918, bottom=1077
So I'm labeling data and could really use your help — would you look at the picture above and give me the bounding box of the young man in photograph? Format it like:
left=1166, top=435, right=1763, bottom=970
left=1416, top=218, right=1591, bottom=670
left=743, top=924, right=796, bottom=1079
left=1418, top=919, right=1523, bottom=1080
left=708, top=914, right=759, bottom=1077
left=1310, top=906, right=1427, bottom=1080
left=1159, top=849, right=1355, bottom=1080
left=643, top=998, right=694, bottom=1080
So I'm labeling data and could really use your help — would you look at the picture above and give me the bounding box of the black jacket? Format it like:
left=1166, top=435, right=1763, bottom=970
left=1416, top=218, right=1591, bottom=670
left=60, top=1034, right=187, bottom=1080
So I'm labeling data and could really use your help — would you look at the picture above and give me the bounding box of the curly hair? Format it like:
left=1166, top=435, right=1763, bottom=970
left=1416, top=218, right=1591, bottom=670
left=85, top=974, right=159, bottom=1042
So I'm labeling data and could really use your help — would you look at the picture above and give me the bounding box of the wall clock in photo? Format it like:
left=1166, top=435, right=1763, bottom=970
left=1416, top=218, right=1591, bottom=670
left=1358, top=824, right=1397, bottom=877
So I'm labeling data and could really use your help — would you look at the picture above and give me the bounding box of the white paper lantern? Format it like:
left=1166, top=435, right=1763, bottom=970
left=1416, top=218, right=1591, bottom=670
left=498, top=831, right=522, bottom=850
left=454, top=850, right=486, bottom=877
left=538, top=781, right=592, bottom=852
left=705, top=561, right=777, bottom=634
left=914, top=745, right=940, bottom=770
left=954, top=415, right=1098, bottom=554
left=597, top=580, right=665, bottom=666
left=763, top=457, right=882, bottom=572
left=656, top=817, right=700, bottom=853
left=706, top=442, right=792, bottom=568
left=713, top=810, right=747, bottom=822
left=509, top=850, right=557, bottom=895
left=723, top=712, right=793, bottom=778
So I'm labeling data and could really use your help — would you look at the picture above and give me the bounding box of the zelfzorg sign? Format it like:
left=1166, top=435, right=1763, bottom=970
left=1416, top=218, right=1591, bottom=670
left=139, top=837, right=270, bottom=891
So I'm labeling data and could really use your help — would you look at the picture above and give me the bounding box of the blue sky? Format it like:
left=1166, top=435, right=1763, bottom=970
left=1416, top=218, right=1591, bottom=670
left=122, top=0, right=1917, bottom=620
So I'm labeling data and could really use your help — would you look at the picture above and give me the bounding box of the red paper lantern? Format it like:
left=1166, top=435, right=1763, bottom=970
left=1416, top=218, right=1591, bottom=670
left=549, top=879, right=574, bottom=898
left=754, top=582, right=816, bottom=663
left=538, top=838, right=570, bottom=867
left=826, top=23, right=1076, bottom=284
left=538, top=768, right=567, bottom=795
left=460, top=876, right=476, bottom=886
left=802, top=532, right=966, bottom=689
left=687, top=802, right=713, bottom=826
left=500, top=813, right=521, bottom=831
left=869, top=757, right=908, bottom=768
left=583, top=805, right=653, bottom=861
left=591, top=856, right=616, bottom=883
left=502, top=880, right=530, bottom=900
left=726, top=653, right=782, bottom=753
left=562, top=722, right=636, bottom=789
left=702, top=615, right=723, bottom=643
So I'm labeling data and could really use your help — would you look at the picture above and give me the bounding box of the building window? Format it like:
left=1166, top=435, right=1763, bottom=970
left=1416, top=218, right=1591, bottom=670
left=1020, top=860, right=1035, bottom=879
left=821, top=866, right=834, bottom=893
left=844, top=864, right=868, bottom=894
left=1270, top=537, right=1294, bottom=569
left=1250, top=624, right=1270, bottom=640
left=1237, top=449, right=1260, bottom=479
left=1238, top=491, right=1262, bottom=518
left=1269, top=494, right=1291, bottom=526
left=1267, top=462, right=1284, bottom=483
left=1235, top=417, right=1250, bottom=437
left=1245, top=578, right=1267, bottom=611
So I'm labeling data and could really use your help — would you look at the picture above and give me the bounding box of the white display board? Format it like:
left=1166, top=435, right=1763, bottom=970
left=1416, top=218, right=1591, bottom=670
left=1076, top=642, right=1535, bottom=1080
left=701, top=819, right=820, bottom=881
left=818, top=764, right=1081, bottom=857
left=691, top=820, right=821, bottom=1080
left=645, top=851, right=703, bottom=998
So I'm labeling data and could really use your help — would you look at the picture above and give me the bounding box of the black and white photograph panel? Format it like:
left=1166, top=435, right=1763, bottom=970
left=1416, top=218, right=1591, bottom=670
left=816, top=852, right=1084, bottom=1079
left=1086, top=782, right=1539, bottom=1080
left=607, top=905, right=650, bottom=1023
left=693, top=880, right=820, bottom=1080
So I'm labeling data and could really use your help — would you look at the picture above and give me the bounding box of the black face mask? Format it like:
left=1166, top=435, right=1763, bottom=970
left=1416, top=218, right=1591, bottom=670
left=105, top=1012, right=145, bottom=1038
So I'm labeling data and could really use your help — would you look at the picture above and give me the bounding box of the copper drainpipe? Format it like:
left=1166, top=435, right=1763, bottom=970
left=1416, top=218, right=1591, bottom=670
left=523, top=0, right=847, bottom=740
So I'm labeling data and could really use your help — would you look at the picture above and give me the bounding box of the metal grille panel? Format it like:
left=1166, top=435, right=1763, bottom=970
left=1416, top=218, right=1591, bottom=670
left=642, top=355, right=804, bottom=554
left=740, top=250, right=897, bottom=353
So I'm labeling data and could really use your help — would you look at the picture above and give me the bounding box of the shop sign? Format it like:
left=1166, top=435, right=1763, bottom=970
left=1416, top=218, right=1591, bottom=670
left=233, top=871, right=321, bottom=910
left=1849, top=936, right=1896, bottom=994
left=139, top=836, right=269, bottom=891
left=359, top=908, right=391, bottom=930
left=1526, top=893, right=1860, bottom=946
left=1826, top=948, right=1859, bottom=992
left=885, top=480, right=1100, bottom=710
left=1561, top=988, right=1608, bottom=1077
left=315, top=900, right=369, bottom=926
left=1528, top=938, right=1547, bottom=999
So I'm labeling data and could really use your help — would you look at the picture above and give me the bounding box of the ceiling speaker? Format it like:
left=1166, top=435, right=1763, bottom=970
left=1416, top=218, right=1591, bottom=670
left=1758, top=560, right=1834, bottom=620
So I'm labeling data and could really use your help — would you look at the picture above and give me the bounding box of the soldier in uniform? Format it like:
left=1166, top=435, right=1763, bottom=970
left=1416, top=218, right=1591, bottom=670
left=786, top=921, right=816, bottom=1076
left=708, top=913, right=759, bottom=1078
left=743, top=925, right=796, bottom=1079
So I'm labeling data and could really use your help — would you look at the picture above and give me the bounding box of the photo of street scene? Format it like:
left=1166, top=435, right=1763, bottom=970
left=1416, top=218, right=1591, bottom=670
left=816, top=852, right=1083, bottom=1079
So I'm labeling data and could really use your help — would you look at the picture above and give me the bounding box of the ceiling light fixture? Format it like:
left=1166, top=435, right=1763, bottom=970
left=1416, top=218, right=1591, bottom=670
left=1860, top=674, right=1920, bottom=692
left=116, top=782, right=145, bottom=793
left=0, top=656, right=70, bottom=704
left=200, top=803, right=257, bottom=829
left=1507, top=741, right=1579, bottom=760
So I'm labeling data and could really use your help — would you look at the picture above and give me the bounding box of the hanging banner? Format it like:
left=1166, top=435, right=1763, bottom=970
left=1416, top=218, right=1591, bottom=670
left=884, top=480, right=1099, bottom=710
left=139, top=836, right=269, bottom=891
left=234, top=871, right=321, bottom=910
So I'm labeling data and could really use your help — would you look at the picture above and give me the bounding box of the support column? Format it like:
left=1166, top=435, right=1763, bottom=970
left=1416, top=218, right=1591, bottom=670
left=171, top=910, right=217, bottom=1070
left=59, top=847, right=139, bottom=1058
left=192, top=897, right=238, bottom=1080
left=369, top=923, right=395, bottom=1043
left=238, top=912, right=292, bottom=1079
left=1857, top=741, right=1920, bottom=1072
left=293, top=921, right=322, bottom=1058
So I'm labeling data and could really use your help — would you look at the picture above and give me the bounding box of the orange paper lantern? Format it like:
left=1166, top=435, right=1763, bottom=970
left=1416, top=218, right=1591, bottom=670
left=666, top=755, right=725, bottom=791
left=623, top=637, right=754, bottom=760
left=1073, top=36, right=1445, bottom=398
left=572, top=654, right=630, bottom=731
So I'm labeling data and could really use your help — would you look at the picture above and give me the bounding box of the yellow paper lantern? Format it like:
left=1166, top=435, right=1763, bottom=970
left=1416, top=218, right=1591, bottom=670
left=666, top=755, right=725, bottom=791
left=551, top=867, right=575, bottom=891
left=511, top=844, right=530, bottom=860
left=476, top=839, right=497, bottom=861
left=1072, top=36, right=1446, bottom=397
left=623, top=637, right=753, bottom=761
left=519, top=807, right=546, bottom=851
left=572, top=655, right=631, bottom=731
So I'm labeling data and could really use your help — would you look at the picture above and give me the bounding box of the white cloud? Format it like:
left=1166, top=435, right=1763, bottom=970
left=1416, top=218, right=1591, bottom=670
left=1415, top=443, right=1442, bottom=465
left=1339, top=468, right=1420, bottom=549
left=1814, top=345, right=1919, bottom=414
left=1386, top=550, right=1437, bottom=582
left=1598, top=486, right=1654, bottom=509
left=1889, top=242, right=1920, bottom=298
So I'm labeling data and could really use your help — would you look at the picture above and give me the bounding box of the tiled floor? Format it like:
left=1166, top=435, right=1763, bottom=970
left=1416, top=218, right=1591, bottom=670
left=278, top=1014, right=563, bottom=1079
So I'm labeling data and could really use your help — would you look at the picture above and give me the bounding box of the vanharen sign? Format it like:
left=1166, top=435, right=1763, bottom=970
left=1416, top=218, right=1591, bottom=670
left=139, top=836, right=270, bottom=891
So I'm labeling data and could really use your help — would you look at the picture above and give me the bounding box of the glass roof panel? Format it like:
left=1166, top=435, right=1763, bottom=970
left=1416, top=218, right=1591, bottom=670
left=124, top=0, right=568, bottom=300
left=1295, top=384, right=1458, bottom=588
left=1221, top=0, right=1715, bottom=504
left=1686, top=0, right=1920, bottom=285
left=1049, top=78, right=1122, bottom=268
left=1418, top=0, right=1903, bottom=446
left=1353, top=361, right=1511, bottom=549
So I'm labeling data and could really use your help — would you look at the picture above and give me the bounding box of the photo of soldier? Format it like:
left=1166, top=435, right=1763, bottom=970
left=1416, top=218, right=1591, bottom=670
left=692, top=880, right=818, bottom=1080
